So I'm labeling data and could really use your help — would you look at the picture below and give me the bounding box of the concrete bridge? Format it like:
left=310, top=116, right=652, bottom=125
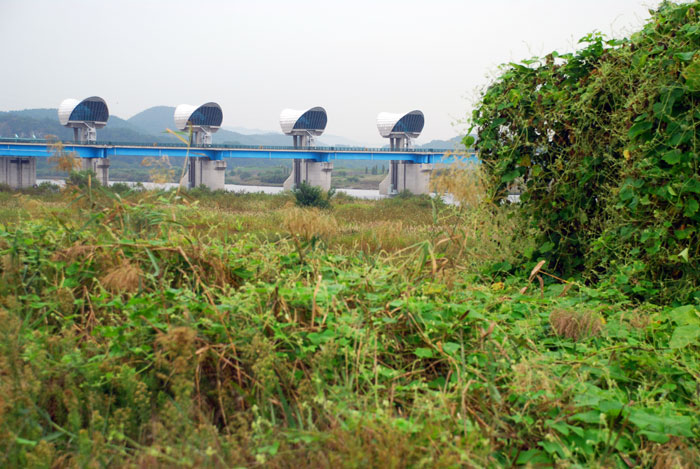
left=2, top=98, right=475, bottom=194
left=0, top=138, right=472, bottom=194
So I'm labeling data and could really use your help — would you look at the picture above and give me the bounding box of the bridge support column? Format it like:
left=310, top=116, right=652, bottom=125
left=0, top=157, right=36, bottom=189
left=80, top=158, right=110, bottom=186
left=186, top=157, right=226, bottom=190
left=283, top=159, right=333, bottom=191
left=379, top=161, right=433, bottom=196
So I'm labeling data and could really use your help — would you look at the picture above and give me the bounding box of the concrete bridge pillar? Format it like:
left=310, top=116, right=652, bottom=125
left=0, top=157, right=37, bottom=189
left=185, top=157, right=226, bottom=190
left=80, top=158, right=110, bottom=186
left=283, top=159, right=333, bottom=191
left=379, top=161, right=433, bottom=196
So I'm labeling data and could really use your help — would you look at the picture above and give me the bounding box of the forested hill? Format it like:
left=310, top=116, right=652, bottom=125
left=126, top=106, right=295, bottom=146
left=0, top=109, right=154, bottom=142
left=418, top=135, right=471, bottom=150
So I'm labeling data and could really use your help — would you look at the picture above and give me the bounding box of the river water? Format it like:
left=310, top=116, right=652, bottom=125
left=37, top=179, right=385, bottom=200
left=34, top=180, right=517, bottom=204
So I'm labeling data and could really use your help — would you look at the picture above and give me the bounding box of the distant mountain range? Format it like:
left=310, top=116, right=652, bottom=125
left=0, top=106, right=469, bottom=150
left=418, top=135, right=468, bottom=150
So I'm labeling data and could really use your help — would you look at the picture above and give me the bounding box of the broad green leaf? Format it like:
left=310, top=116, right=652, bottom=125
left=628, top=409, right=694, bottom=437
left=539, top=441, right=566, bottom=458
left=599, top=400, right=624, bottom=416
left=619, top=186, right=635, bottom=201
left=539, top=241, right=555, bottom=253
left=683, top=60, right=700, bottom=91
left=662, top=149, right=682, bottom=165
left=516, top=449, right=553, bottom=465
left=628, top=121, right=653, bottom=139
left=414, top=347, right=434, bottom=358
left=669, top=324, right=700, bottom=348
left=571, top=410, right=602, bottom=424
left=640, top=430, right=670, bottom=443
left=442, top=342, right=460, bottom=355
left=674, top=51, right=697, bottom=62
left=501, top=169, right=521, bottom=183
left=684, top=197, right=699, bottom=217
left=669, top=305, right=700, bottom=325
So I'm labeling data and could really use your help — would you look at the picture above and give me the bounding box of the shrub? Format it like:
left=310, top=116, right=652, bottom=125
left=67, top=169, right=100, bottom=189
left=292, top=182, right=335, bottom=209
left=259, top=168, right=288, bottom=184
left=108, top=182, right=134, bottom=194
left=470, top=1, right=700, bottom=301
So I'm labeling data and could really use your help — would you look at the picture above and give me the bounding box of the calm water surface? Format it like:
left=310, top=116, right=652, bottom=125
left=37, top=180, right=385, bottom=200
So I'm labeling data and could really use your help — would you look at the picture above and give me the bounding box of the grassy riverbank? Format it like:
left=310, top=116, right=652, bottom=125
left=0, top=181, right=698, bottom=467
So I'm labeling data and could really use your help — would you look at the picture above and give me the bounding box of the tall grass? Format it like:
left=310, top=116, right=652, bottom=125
left=0, top=176, right=697, bottom=467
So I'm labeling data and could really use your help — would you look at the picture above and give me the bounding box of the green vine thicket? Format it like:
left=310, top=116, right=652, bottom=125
left=469, top=1, right=700, bottom=301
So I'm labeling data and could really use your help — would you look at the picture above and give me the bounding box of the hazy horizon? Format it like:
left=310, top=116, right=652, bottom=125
left=1, top=0, right=665, bottom=145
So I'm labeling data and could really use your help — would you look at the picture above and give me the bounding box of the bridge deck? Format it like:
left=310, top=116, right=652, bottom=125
left=0, top=138, right=473, bottom=164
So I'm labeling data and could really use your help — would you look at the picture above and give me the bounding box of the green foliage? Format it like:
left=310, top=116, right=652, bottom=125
left=258, top=167, right=290, bottom=184
left=65, top=169, right=101, bottom=189
left=0, top=186, right=698, bottom=466
left=107, top=182, right=135, bottom=194
left=292, top=182, right=335, bottom=209
left=471, top=1, right=700, bottom=301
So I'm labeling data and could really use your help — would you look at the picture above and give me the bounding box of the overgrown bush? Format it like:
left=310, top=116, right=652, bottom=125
left=470, top=1, right=700, bottom=301
left=67, top=169, right=100, bottom=189
left=259, top=168, right=289, bottom=184
left=1, top=183, right=698, bottom=466
left=292, top=182, right=335, bottom=209
left=107, top=182, right=135, bottom=194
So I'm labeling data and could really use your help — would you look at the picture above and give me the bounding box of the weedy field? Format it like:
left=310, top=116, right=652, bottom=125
left=2, top=2, right=700, bottom=465
left=0, top=167, right=698, bottom=468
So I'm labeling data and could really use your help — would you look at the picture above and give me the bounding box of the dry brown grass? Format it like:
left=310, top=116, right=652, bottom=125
left=283, top=207, right=338, bottom=241
left=429, top=160, right=535, bottom=273
left=511, top=358, right=558, bottom=397
left=17, top=196, right=44, bottom=213
left=51, top=244, right=97, bottom=263
left=431, top=159, right=489, bottom=208
left=550, top=309, right=604, bottom=340
left=346, top=220, right=430, bottom=252
left=1, top=254, right=17, bottom=281
left=141, top=155, right=176, bottom=184
left=46, top=136, right=81, bottom=173
left=619, top=309, right=652, bottom=330
left=651, top=437, right=700, bottom=469
left=101, top=261, right=143, bottom=293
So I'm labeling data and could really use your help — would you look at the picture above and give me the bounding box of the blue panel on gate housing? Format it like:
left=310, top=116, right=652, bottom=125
left=189, top=105, right=223, bottom=127
left=391, top=113, right=425, bottom=134
left=69, top=100, right=109, bottom=124
left=293, top=109, right=327, bottom=132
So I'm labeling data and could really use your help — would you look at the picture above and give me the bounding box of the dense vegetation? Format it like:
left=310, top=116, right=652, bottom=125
left=1, top=3, right=698, bottom=467
left=0, top=168, right=698, bottom=467
left=470, top=1, right=700, bottom=302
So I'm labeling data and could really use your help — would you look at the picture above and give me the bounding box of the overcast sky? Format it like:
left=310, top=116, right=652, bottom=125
left=0, top=0, right=663, bottom=145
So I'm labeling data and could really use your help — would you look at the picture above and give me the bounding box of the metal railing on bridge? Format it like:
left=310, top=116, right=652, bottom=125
left=0, top=137, right=469, bottom=155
